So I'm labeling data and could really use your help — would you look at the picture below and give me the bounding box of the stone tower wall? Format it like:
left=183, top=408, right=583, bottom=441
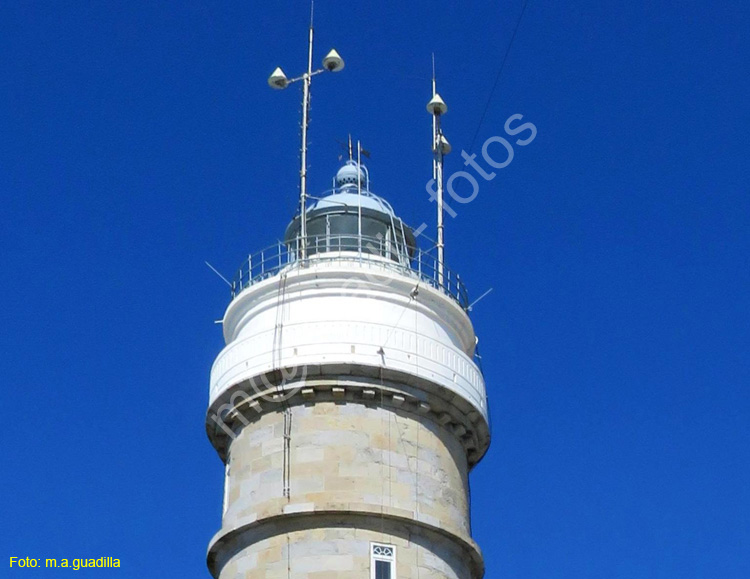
left=209, top=399, right=483, bottom=578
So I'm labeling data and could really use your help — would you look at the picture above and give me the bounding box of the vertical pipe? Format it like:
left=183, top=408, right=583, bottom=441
left=436, top=121, right=445, bottom=287
left=299, top=18, right=314, bottom=259
left=357, top=140, right=362, bottom=255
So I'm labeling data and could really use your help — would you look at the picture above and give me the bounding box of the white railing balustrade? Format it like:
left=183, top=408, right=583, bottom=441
left=229, top=234, right=469, bottom=310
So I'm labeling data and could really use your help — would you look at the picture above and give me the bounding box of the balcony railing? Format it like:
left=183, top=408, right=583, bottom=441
left=230, top=234, right=469, bottom=310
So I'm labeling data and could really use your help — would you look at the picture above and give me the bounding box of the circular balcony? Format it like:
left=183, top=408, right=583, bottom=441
left=230, top=234, right=470, bottom=310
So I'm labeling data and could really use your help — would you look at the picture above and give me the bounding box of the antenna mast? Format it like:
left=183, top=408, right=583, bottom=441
left=298, top=4, right=314, bottom=259
left=427, top=57, right=450, bottom=287
left=268, top=2, right=345, bottom=259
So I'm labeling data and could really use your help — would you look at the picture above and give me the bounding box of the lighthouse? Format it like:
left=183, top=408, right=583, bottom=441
left=205, top=22, right=490, bottom=579
left=206, top=154, right=491, bottom=578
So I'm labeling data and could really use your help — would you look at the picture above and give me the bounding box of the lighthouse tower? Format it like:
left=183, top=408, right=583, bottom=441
left=205, top=154, right=491, bottom=577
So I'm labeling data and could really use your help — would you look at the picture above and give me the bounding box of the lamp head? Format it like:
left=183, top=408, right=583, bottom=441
left=322, top=49, right=345, bottom=72
left=427, top=93, right=448, bottom=116
left=268, top=67, right=289, bottom=89
left=437, top=134, right=452, bottom=154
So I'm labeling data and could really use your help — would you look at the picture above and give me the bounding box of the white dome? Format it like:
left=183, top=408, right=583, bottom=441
left=309, top=191, right=395, bottom=216
left=335, top=162, right=365, bottom=186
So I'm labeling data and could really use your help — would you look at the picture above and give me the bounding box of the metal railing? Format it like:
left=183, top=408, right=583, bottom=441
left=230, top=234, right=469, bottom=309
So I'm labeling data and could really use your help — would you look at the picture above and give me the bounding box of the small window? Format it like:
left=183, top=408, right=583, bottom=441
left=371, top=543, right=395, bottom=579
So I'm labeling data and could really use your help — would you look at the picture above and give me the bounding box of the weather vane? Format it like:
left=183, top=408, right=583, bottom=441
left=268, top=3, right=345, bottom=259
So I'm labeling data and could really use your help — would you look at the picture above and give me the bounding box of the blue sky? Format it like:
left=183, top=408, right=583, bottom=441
left=1, top=1, right=748, bottom=577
